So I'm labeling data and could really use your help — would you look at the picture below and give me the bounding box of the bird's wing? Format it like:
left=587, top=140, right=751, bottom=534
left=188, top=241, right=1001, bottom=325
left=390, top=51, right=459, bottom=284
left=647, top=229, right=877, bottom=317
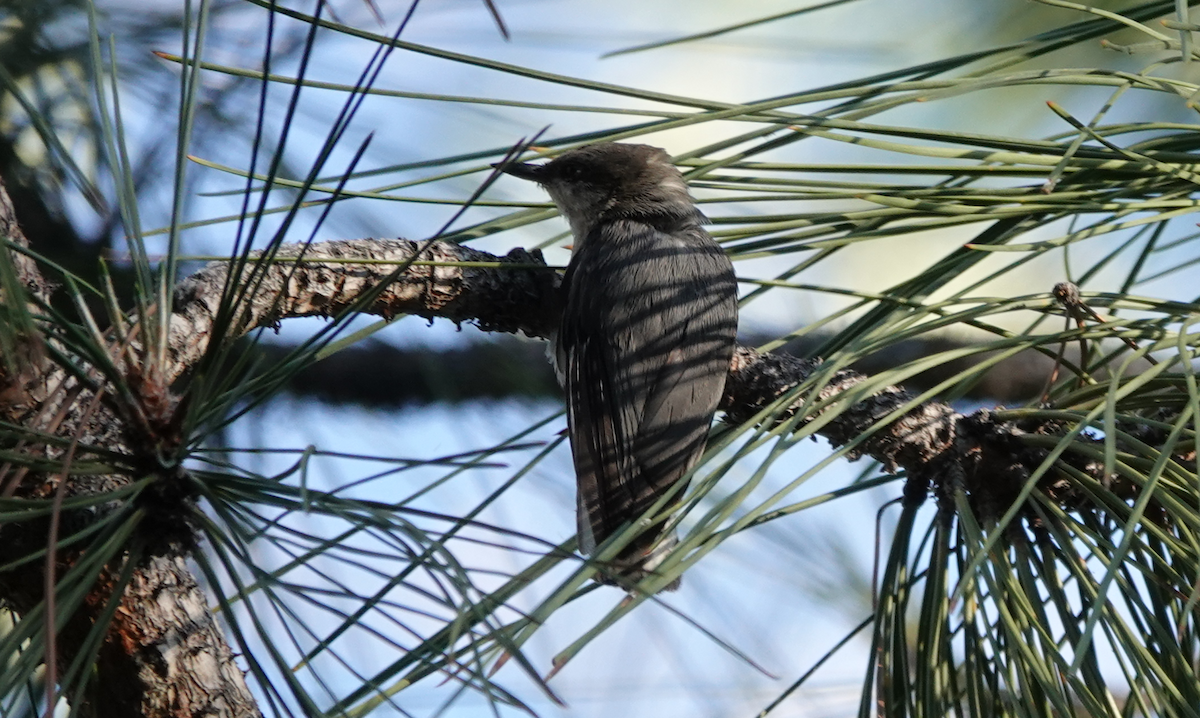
left=564, top=329, right=640, bottom=555
left=630, top=306, right=734, bottom=502
left=560, top=221, right=736, bottom=561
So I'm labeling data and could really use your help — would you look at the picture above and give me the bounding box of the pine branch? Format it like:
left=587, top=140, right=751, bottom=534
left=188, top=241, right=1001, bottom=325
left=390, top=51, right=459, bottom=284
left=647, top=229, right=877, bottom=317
left=165, top=239, right=561, bottom=382
left=173, top=240, right=1120, bottom=521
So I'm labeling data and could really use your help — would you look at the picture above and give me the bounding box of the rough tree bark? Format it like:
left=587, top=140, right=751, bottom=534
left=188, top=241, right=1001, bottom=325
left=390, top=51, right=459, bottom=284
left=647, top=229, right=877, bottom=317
left=1, top=181, right=264, bottom=717
left=0, top=178, right=1126, bottom=716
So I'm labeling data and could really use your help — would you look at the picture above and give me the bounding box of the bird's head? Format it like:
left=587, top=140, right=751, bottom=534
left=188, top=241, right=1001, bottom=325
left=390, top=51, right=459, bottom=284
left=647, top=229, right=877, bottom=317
left=497, top=143, right=700, bottom=242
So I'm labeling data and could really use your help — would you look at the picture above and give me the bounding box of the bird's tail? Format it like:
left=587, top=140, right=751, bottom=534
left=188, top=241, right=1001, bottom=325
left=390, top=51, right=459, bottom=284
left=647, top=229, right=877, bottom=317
left=580, top=507, right=682, bottom=592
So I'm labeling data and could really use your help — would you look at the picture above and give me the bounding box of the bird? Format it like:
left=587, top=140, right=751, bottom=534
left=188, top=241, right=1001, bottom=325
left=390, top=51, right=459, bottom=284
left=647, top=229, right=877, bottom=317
left=499, top=142, right=738, bottom=589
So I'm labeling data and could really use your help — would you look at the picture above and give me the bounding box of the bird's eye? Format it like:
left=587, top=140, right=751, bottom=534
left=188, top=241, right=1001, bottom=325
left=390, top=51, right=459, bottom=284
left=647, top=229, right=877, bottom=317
left=561, top=164, right=585, bottom=181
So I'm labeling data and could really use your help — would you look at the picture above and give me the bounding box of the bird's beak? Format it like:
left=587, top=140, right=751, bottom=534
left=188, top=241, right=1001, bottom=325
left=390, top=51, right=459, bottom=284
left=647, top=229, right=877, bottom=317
left=493, top=161, right=545, bottom=182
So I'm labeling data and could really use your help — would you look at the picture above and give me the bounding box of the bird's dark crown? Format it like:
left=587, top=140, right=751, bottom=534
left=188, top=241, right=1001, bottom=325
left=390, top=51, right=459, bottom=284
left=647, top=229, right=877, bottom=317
left=500, top=143, right=701, bottom=234
left=506, top=142, right=676, bottom=187
left=535, top=144, right=673, bottom=196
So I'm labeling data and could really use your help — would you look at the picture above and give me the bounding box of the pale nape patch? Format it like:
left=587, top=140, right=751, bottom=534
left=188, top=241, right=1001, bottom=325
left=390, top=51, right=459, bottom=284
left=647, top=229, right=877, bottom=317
left=650, top=153, right=692, bottom=198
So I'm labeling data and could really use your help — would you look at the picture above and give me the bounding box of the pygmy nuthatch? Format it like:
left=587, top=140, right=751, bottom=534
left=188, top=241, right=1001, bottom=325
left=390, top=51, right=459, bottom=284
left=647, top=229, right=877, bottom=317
left=500, top=143, right=738, bottom=588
